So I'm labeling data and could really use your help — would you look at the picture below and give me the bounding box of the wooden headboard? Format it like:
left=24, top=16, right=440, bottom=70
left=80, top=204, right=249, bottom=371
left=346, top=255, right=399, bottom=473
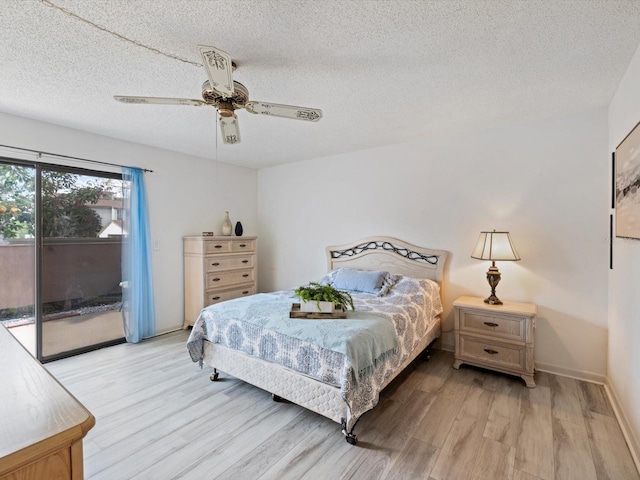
left=326, top=236, right=448, bottom=284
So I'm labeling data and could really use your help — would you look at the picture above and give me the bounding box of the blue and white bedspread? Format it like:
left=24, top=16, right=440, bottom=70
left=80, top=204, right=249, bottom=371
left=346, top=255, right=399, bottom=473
left=186, top=276, right=442, bottom=419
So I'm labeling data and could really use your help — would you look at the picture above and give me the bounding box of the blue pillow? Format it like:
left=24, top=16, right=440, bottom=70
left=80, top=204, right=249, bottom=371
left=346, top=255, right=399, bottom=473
left=332, top=268, right=388, bottom=294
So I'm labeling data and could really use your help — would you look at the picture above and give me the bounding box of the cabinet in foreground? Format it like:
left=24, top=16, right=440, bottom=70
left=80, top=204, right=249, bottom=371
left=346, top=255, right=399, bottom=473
left=0, top=324, right=95, bottom=480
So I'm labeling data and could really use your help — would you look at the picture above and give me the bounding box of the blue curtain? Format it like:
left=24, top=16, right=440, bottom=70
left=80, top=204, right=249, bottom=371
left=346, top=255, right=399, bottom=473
left=121, top=167, right=155, bottom=343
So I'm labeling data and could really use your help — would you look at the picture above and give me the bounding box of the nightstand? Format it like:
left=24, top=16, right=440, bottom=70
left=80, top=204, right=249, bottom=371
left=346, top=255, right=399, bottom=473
left=453, top=295, right=537, bottom=387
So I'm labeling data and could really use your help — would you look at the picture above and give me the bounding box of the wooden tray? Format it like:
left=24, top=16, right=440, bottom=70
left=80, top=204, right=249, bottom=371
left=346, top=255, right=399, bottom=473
left=289, top=303, right=347, bottom=319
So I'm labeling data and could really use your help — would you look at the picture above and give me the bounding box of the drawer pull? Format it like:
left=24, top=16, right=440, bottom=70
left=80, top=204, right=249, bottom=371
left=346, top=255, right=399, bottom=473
left=484, top=348, right=499, bottom=355
left=242, top=274, right=249, bottom=277
left=211, top=277, right=221, bottom=282
left=484, top=322, right=499, bottom=327
left=211, top=262, right=220, bottom=266
left=242, top=290, right=249, bottom=295
left=239, top=244, right=247, bottom=248
left=242, top=260, right=249, bottom=263
left=214, top=245, right=223, bottom=249
left=211, top=296, right=221, bottom=301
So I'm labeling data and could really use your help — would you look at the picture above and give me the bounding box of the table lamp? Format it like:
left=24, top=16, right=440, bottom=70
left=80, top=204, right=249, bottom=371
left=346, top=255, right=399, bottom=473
left=471, top=230, right=520, bottom=305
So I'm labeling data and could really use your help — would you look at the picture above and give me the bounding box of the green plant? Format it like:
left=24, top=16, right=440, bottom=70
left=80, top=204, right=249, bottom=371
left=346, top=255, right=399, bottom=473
left=294, top=282, right=355, bottom=311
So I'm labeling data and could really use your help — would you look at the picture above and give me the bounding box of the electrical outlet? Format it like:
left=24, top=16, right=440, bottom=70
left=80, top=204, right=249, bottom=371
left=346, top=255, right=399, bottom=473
left=153, top=240, right=160, bottom=251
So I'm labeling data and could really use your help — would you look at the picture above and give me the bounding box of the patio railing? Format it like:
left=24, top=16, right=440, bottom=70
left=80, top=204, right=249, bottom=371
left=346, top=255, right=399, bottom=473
left=0, top=237, right=122, bottom=316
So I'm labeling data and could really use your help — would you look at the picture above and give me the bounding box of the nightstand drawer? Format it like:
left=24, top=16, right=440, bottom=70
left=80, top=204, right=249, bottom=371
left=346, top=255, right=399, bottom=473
left=459, top=335, right=526, bottom=371
left=459, top=310, right=526, bottom=342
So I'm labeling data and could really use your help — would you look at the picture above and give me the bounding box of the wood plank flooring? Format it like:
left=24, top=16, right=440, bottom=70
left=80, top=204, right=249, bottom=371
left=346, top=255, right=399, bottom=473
left=45, top=330, right=640, bottom=480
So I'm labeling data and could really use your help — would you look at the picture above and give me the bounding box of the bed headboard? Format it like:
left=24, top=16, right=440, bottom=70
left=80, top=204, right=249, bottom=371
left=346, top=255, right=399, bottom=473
left=326, top=236, right=448, bottom=284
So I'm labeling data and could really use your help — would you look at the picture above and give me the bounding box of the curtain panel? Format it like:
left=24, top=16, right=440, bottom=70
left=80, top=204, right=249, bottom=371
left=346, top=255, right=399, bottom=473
left=121, top=167, right=155, bottom=342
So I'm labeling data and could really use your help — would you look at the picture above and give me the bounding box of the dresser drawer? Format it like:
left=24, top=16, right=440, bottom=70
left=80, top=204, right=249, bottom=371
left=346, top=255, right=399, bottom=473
left=231, top=239, right=255, bottom=252
left=459, top=309, right=526, bottom=342
left=206, top=285, right=256, bottom=305
left=206, top=269, right=254, bottom=288
left=202, top=239, right=255, bottom=254
left=205, top=254, right=254, bottom=272
left=459, top=335, right=526, bottom=371
left=203, top=240, right=233, bottom=253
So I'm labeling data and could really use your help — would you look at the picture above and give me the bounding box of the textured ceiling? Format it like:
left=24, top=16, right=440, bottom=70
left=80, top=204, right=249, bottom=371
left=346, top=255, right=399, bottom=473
left=1, top=1, right=640, bottom=169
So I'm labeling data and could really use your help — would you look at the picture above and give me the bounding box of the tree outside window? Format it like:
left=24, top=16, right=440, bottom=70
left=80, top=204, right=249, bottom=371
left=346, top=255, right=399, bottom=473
left=0, top=166, right=116, bottom=239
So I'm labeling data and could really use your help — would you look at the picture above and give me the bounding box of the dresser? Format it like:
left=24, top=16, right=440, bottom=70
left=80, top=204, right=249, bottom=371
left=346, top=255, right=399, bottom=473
left=183, top=235, right=257, bottom=329
left=0, top=324, right=94, bottom=480
left=453, top=295, right=537, bottom=387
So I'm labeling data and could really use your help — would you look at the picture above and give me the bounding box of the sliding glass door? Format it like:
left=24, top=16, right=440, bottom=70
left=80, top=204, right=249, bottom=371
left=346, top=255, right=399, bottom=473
left=0, top=158, right=126, bottom=361
left=40, top=168, right=126, bottom=360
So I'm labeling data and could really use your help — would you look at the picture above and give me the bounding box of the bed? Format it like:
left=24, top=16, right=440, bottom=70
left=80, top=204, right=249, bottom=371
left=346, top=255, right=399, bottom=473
left=186, top=236, right=448, bottom=445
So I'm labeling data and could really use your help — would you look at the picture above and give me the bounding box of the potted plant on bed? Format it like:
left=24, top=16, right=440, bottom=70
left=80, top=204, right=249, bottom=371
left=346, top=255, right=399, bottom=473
left=294, top=282, right=355, bottom=313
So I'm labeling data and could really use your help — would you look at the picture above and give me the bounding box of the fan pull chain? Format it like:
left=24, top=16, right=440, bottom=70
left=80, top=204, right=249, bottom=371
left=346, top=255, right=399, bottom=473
left=40, top=0, right=203, bottom=68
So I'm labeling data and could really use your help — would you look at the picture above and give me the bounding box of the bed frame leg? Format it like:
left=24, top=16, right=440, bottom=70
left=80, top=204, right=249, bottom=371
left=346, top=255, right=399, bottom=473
left=272, top=394, right=291, bottom=403
left=424, top=339, right=438, bottom=361
left=341, top=418, right=358, bottom=446
left=210, top=368, right=219, bottom=381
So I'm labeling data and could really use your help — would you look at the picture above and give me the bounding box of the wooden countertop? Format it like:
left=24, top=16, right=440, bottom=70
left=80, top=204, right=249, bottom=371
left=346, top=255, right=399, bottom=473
left=0, top=323, right=95, bottom=476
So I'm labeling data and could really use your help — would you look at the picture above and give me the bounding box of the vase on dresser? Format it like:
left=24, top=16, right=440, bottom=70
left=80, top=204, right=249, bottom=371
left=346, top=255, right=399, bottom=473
left=235, top=221, right=243, bottom=236
left=222, top=211, right=232, bottom=236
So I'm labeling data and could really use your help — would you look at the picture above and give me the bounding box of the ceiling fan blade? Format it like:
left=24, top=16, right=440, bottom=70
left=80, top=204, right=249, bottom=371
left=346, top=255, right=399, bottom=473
left=219, top=114, right=240, bottom=144
left=114, top=96, right=206, bottom=106
left=198, top=45, right=234, bottom=98
left=245, top=101, right=322, bottom=122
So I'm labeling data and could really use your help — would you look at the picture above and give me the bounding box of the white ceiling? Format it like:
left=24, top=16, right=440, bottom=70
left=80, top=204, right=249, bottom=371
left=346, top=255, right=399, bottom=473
left=2, top=1, right=640, bottom=169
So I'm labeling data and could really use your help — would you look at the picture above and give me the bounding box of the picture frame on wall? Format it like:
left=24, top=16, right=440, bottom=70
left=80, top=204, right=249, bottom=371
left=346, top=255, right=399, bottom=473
left=615, top=120, right=640, bottom=240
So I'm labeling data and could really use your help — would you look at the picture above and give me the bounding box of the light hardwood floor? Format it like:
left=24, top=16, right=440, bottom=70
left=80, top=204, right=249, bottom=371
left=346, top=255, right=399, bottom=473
left=45, top=330, right=640, bottom=480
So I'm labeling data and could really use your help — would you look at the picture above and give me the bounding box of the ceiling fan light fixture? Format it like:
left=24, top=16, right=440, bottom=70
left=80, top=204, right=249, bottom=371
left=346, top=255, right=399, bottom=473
left=218, top=101, right=235, bottom=117
left=114, top=45, right=322, bottom=145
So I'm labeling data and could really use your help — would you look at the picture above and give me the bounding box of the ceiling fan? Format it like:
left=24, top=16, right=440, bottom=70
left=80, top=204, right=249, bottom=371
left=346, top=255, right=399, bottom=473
left=114, top=45, right=322, bottom=145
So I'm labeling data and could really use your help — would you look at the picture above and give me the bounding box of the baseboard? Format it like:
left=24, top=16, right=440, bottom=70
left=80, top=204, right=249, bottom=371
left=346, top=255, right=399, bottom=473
left=535, top=361, right=606, bottom=385
left=438, top=331, right=454, bottom=352
left=153, top=326, right=184, bottom=336
left=604, top=381, right=640, bottom=474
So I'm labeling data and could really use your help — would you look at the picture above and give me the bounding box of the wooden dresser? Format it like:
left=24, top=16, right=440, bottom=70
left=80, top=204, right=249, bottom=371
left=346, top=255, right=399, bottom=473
left=453, top=295, right=537, bottom=387
left=0, top=324, right=95, bottom=480
left=183, top=235, right=257, bottom=329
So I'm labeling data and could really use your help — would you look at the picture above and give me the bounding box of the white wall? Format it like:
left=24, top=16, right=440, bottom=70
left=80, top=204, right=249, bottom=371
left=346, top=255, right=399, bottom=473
left=0, top=112, right=257, bottom=334
left=257, top=109, right=609, bottom=381
left=608, top=42, right=640, bottom=466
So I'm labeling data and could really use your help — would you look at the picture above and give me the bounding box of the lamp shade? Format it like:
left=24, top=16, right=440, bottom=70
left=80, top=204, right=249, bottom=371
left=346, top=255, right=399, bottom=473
left=471, top=231, right=521, bottom=261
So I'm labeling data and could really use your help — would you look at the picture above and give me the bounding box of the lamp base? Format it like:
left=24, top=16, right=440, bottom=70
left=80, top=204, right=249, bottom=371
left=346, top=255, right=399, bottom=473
left=485, top=263, right=503, bottom=305
left=483, top=294, right=503, bottom=305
